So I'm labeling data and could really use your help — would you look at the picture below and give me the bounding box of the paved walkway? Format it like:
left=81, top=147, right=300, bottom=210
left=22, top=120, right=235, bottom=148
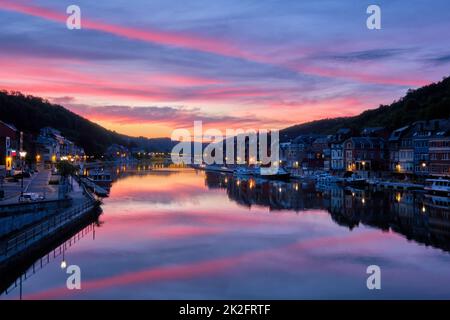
left=67, top=176, right=87, bottom=201
left=0, top=168, right=57, bottom=205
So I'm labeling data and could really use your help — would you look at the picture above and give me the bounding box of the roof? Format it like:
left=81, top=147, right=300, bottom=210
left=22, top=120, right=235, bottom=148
left=292, top=134, right=324, bottom=145
left=40, top=127, right=61, bottom=135
left=345, top=137, right=384, bottom=148
left=0, top=120, right=18, bottom=132
left=337, top=128, right=351, bottom=134
left=361, top=127, right=384, bottom=133
left=433, top=131, right=450, bottom=137
left=388, top=125, right=410, bottom=141
left=313, top=137, right=330, bottom=144
left=405, top=119, right=450, bottom=139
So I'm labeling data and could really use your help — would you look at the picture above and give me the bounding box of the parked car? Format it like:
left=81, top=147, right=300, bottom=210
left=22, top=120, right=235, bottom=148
left=18, top=192, right=44, bottom=203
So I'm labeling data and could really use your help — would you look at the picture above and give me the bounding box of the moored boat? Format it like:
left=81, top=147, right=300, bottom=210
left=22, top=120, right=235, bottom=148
left=204, top=165, right=234, bottom=173
left=234, top=166, right=291, bottom=181
left=425, top=178, right=450, bottom=196
left=87, top=169, right=113, bottom=188
left=256, top=167, right=291, bottom=181
left=316, top=173, right=343, bottom=185
left=343, top=173, right=368, bottom=187
left=233, top=167, right=256, bottom=176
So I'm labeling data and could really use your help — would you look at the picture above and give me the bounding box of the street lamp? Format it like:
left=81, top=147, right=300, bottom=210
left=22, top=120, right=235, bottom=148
left=61, top=245, right=67, bottom=269
left=19, top=151, right=27, bottom=196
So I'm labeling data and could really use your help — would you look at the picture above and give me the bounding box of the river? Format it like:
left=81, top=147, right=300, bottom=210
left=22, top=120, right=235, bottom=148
left=1, top=167, right=449, bottom=299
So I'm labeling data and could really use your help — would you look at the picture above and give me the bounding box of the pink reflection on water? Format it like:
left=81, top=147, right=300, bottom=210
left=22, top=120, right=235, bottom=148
left=146, top=225, right=226, bottom=239
left=94, top=170, right=333, bottom=243
left=24, top=230, right=396, bottom=299
left=108, top=170, right=208, bottom=201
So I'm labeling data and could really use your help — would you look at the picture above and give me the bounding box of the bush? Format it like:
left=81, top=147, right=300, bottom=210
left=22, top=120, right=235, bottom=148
left=56, top=161, right=77, bottom=177
left=49, top=176, right=60, bottom=185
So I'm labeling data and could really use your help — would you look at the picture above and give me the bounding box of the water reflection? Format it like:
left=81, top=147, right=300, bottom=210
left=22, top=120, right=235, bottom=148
left=1, top=167, right=449, bottom=299
left=0, top=209, right=102, bottom=298
left=204, top=172, right=450, bottom=253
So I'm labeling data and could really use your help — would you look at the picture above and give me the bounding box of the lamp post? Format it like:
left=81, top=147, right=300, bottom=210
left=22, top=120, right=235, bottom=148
left=19, top=151, right=27, bottom=196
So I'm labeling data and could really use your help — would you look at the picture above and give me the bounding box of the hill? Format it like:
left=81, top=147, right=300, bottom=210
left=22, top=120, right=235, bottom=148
left=281, top=76, right=450, bottom=140
left=2, top=75, right=449, bottom=153
left=0, top=91, right=175, bottom=155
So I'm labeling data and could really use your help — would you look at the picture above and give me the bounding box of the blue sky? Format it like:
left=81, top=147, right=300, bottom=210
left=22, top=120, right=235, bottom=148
left=0, top=0, right=449, bottom=137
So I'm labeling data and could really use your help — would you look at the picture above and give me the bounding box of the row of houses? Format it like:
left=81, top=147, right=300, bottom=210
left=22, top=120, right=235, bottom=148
left=1, top=122, right=85, bottom=176
left=280, top=119, right=450, bottom=177
left=0, top=120, right=23, bottom=175
left=36, top=127, right=85, bottom=163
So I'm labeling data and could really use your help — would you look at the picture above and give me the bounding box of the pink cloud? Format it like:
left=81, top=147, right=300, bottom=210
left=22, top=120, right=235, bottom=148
left=0, top=0, right=432, bottom=87
left=0, top=0, right=255, bottom=60
left=288, top=60, right=429, bottom=87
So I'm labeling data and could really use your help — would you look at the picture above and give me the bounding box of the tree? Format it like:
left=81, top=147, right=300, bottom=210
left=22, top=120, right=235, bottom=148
left=56, top=161, right=77, bottom=177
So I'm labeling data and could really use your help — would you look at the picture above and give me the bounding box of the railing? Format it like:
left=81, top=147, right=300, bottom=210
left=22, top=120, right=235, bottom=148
left=80, top=178, right=97, bottom=203
left=1, top=222, right=96, bottom=297
left=1, top=198, right=96, bottom=259
left=0, top=198, right=72, bottom=216
left=74, top=174, right=107, bottom=199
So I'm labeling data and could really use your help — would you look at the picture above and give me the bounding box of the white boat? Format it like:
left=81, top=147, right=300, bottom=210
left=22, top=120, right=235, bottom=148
left=88, top=170, right=112, bottom=187
left=204, top=165, right=234, bottom=173
left=316, top=173, right=342, bottom=185
left=255, top=167, right=291, bottom=181
left=425, top=178, right=450, bottom=196
left=234, top=167, right=255, bottom=176
left=80, top=177, right=109, bottom=197
left=343, top=174, right=368, bottom=187
left=234, top=166, right=291, bottom=180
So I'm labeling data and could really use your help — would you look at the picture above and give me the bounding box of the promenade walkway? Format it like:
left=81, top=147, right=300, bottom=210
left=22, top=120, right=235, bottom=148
left=0, top=168, right=57, bottom=205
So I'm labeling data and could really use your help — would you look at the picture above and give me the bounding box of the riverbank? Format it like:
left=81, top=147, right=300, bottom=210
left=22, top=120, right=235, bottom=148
left=0, top=170, right=100, bottom=241
left=0, top=167, right=58, bottom=205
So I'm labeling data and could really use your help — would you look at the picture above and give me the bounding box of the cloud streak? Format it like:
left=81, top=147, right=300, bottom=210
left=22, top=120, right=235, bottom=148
left=62, top=103, right=288, bottom=129
left=0, top=0, right=449, bottom=137
left=0, top=0, right=435, bottom=87
left=0, top=0, right=256, bottom=61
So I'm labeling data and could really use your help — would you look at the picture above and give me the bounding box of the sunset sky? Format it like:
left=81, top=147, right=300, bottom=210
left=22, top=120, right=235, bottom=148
left=1, top=0, right=449, bottom=138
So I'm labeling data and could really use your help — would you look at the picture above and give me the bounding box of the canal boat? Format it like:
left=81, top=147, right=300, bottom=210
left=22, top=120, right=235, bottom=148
left=316, top=173, right=343, bottom=186
left=233, top=167, right=256, bottom=176
left=425, top=178, right=450, bottom=196
left=204, top=165, right=234, bottom=174
left=87, top=170, right=113, bottom=188
left=80, top=177, right=109, bottom=197
left=343, top=174, right=368, bottom=187
left=256, top=167, right=291, bottom=181
left=234, top=166, right=291, bottom=181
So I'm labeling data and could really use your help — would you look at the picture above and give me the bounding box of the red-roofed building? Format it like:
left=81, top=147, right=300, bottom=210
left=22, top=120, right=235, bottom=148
left=0, top=120, right=21, bottom=176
